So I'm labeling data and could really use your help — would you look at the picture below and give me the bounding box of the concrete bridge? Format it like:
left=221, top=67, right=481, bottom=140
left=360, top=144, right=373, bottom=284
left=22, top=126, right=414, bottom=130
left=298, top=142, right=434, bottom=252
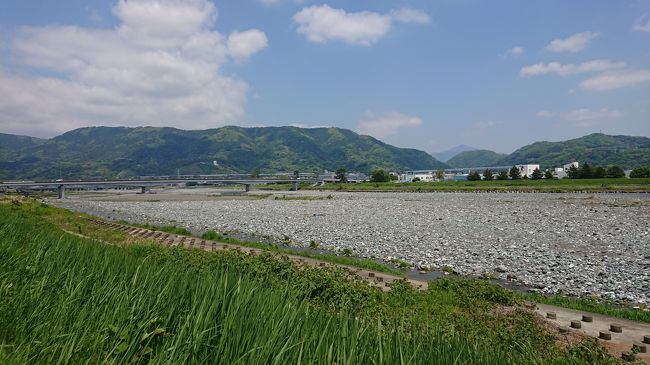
left=0, top=178, right=315, bottom=199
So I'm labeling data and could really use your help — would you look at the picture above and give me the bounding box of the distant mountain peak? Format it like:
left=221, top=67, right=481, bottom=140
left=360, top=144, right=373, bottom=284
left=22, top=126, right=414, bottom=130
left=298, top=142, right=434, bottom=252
left=432, top=144, right=477, bottom=162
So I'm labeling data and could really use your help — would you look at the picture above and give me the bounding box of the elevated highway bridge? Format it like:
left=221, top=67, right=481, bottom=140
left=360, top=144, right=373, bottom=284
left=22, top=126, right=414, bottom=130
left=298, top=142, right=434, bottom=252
left=0, top=177, right=316, bottom=199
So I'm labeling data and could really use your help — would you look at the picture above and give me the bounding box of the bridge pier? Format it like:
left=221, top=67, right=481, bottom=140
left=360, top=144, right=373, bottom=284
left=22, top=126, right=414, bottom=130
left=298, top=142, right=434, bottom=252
left=57, top=185, right=65, bottom=199
left=290, top=181, right=298, bottom=191
left=244, top=184, right=251, bottom=193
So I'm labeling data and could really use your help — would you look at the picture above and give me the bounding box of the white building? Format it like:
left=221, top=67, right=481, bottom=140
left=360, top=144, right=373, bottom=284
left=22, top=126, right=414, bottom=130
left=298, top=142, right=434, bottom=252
left=399, top=172, right=435, bottom=182
left=516, top=164, right=540, bottom=178
left=554, top=162, right=579, bottom=179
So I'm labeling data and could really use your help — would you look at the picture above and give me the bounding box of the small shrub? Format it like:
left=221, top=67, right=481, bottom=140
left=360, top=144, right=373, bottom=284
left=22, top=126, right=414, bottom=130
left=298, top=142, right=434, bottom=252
left=201, top=230, right=224, bottom=240
left=282, top=235, right=291, bottom=245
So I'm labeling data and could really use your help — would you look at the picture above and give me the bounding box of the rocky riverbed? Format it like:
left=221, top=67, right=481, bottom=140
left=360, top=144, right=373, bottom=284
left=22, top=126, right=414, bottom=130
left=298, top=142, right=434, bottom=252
left=53, top=190, right=650, bottom=303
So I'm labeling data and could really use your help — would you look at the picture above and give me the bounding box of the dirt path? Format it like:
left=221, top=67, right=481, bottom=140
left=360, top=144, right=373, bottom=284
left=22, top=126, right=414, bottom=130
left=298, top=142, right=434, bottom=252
left=92, top=218, right=650, bottom=362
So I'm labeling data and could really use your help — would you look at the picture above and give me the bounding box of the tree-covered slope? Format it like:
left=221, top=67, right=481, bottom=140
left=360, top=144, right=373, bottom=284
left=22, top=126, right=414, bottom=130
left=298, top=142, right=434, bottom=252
left=0, top=133, right=45, bottom=161
left=446, top=150, right=507, bottom=168
left=499, top=133, right=650, bottom=169
left=0, top=126, right=447, bottom=179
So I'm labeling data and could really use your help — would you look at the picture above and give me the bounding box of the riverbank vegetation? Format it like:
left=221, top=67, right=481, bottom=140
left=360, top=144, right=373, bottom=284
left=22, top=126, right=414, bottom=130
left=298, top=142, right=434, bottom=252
left=0, top=197, right=620, bottom=364
left=310, top=178, right=650, bottom=193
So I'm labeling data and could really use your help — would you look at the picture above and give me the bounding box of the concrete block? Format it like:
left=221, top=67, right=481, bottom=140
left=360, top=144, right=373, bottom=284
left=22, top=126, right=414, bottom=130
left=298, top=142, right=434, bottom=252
left=632, top=342, right=647, bottom=353
left=599, top=331, right=612, bottom=340
left=570, top=320, right=581, bottom=329
left=558, top=327, right=569, bottom=334
left=610, top=323, right=623, bottom=333
left=546, top=312, right=556, bottom=320
left=377, top=277, right=383, bottom=282
left=368, top=272, right=375, bottom=278
left=644, top=335, right=650, bottom=344
left=621, top=351, right=636, bottom=362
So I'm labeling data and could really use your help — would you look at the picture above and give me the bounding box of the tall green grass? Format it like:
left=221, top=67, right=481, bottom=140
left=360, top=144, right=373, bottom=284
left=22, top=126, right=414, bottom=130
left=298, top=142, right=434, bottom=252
left=0, top=201, right=617, bottom=364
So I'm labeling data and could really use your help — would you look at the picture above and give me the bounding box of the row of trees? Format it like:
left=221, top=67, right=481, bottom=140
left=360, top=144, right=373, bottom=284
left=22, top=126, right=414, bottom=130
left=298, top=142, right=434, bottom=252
left=629, top=166, right=649, bottom=178
left=338, top=164, right=649, bottom=184
left=565, top=163, right=626, bottom=179
left=467, top=166, right=549, bottom=181
left=369, top=169, right=398, bottom=182
left=467, top=164, right=632, bottom=181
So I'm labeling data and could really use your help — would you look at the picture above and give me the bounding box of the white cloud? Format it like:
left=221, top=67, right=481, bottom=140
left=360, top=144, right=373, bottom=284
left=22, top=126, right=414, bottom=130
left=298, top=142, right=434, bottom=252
left=293, top=5, right=429, bottom=46
left=634, top=15, right=650, bottom=33
left=537, top=108, right=623, bottom=127
left=227, top=29, right=269, bottom=61
left=0, top=0, right=268, bottom=137
left=579, top=69, right=650, bottom=91
left=113, top=0, right=217, bottom=48
left=519, top=59, right=626, bottom=77
left=506, top=46, right=524, bottom=57
left=545, top=31, right=599, bottom=53
left=357, top=111, right=422, bottom=138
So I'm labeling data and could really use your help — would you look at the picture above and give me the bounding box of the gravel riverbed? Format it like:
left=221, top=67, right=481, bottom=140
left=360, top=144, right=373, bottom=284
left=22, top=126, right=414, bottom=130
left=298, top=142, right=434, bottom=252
left=53, top=190, right=650, bottom=303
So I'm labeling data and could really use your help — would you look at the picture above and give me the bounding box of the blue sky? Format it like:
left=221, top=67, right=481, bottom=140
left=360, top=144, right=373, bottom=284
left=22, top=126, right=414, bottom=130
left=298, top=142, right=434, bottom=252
left=1, top=0, right=649, bottom=153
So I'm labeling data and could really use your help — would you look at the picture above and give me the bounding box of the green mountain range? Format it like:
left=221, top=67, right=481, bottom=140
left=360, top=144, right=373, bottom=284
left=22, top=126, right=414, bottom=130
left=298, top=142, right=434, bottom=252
left=0, top=133, right=45, bottom=161
left=0, top=126, right=447, bottom=179
left=443, top=134, right=650, bottom=170
left=446, top=150, right=507, bottom=168
left=499, top=133, right=650, bottom=169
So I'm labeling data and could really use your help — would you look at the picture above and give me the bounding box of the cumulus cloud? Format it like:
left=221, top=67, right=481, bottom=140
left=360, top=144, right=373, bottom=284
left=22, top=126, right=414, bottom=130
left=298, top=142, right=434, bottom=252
left=357, top=111, right=422, bottom=138
left=293, top=5, right=429, bottom=46
left=634, top=15, right=650, bottom=33
left=545, top=31, right=599, bottom=53
left=579, top=69, right=650, bottom=91
left=519, top=60, right=626, bottom=77
left=227, top=29, right=268, bottom=61
left=506, top=46, right=524, bottom=57
left=537, top=108, right=623, bottom=127
left=0, top=0, right=268, bottom=137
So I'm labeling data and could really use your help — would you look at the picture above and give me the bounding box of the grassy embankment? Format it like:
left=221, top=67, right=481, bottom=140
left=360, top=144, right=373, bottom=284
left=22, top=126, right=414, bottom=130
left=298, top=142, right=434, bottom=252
left=121, top=222, right=401, bottom=276
left=526, top=294, right=650, bottom=323
left=307, top=178, right=650, bottom=193
left=122, top=215, right=650, bottom=324
left=0, top=198, right=619, bottom=364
